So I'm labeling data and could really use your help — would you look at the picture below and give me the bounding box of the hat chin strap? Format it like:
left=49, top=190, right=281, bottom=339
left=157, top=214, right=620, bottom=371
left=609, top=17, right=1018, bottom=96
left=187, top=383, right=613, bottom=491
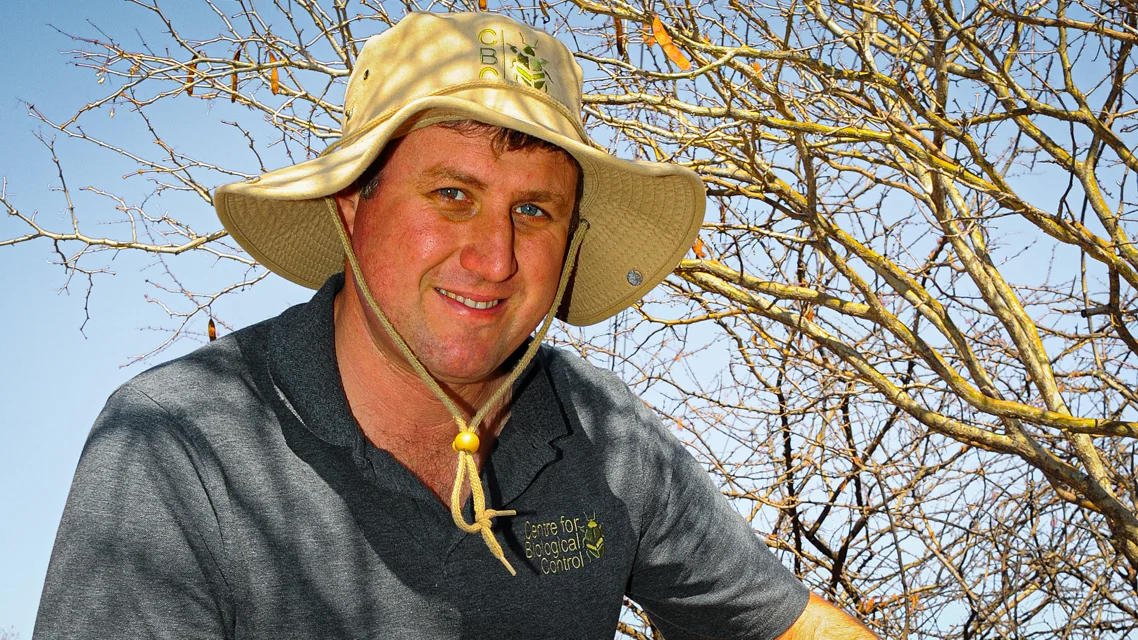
left=326, top=197, right=588, bottom=575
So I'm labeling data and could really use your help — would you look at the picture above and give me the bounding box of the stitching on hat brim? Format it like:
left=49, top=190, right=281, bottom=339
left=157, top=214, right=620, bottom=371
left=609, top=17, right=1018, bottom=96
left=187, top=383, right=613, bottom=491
left=214, top=95, right=705, bottom=326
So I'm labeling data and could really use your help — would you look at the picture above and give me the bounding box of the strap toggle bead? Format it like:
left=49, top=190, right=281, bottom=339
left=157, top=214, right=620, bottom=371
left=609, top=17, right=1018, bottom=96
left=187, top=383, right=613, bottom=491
left=452, top=431, right=480, bottom=453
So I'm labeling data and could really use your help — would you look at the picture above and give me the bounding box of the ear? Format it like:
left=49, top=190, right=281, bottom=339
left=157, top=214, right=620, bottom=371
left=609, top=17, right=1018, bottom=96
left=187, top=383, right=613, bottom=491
left=334, top=189, right=361, bottom=234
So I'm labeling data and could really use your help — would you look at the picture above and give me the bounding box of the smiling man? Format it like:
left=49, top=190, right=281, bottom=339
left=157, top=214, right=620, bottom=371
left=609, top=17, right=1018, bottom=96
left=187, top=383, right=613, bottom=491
left=330, top=122, right=581, bottom=505
left=35, top=11, right=875, bottom=640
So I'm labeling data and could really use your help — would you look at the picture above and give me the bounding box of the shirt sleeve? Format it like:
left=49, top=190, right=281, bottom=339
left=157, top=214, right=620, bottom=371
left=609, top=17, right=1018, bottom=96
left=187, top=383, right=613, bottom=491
left=34, top=386, right=232, bottom=640
left=626, top=410, right=810, bottom=640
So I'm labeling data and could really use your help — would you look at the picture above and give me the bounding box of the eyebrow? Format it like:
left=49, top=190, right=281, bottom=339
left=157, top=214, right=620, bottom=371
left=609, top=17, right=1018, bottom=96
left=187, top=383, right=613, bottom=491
left=513, top=188, right=572, bottom=208
left=420, top=166, right=488, bottom=191
left=419, top=166, right=573, bottom=208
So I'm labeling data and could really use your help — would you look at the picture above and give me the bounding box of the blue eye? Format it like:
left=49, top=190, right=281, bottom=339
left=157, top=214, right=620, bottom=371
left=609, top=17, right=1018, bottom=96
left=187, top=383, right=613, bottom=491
left=515, top=203, right=545, bottom=217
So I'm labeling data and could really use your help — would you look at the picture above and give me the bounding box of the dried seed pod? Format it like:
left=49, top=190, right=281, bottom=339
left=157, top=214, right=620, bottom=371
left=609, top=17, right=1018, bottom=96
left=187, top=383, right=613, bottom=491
left=269, top=52, right=280, bottom=95
left=614, top=18, right=626, bottom=58
left=231, top=51, right=240, bottom=102
left=185, top=55, right=200, bottom=96
left=651, top=15, right=691, bottom=71
left=642, top=24, right=655, bottom=47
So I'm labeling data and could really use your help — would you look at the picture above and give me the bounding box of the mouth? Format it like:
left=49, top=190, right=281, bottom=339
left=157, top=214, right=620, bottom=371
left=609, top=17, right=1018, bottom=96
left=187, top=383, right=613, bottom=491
left=435, top=287, right=502, bottom=310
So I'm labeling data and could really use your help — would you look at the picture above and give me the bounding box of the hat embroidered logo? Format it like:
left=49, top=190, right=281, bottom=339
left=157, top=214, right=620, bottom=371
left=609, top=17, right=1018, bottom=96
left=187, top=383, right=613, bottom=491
left=477, top=28, right=551, bottom=91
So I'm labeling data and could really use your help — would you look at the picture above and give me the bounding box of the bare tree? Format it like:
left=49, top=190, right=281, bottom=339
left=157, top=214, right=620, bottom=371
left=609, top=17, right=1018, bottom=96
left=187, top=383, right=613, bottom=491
left=5, top=1, right=1138, bottom=637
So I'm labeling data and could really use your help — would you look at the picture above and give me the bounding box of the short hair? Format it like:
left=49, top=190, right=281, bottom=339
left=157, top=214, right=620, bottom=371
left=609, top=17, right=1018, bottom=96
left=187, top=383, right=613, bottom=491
left=350, top=120, right=583, bottom=231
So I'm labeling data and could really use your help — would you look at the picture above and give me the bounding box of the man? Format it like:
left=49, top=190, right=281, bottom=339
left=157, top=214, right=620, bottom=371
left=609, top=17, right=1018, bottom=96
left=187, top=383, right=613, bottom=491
left=35, top=11, right=875, bottom=639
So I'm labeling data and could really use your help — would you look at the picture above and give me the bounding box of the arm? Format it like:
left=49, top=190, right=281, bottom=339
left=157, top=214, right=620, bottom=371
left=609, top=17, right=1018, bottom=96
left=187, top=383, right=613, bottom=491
left=621, top=409, right=811, bottom=639
left=34, top=386, right=231, bottom=639
left=776, top=593, right=878, bottom=640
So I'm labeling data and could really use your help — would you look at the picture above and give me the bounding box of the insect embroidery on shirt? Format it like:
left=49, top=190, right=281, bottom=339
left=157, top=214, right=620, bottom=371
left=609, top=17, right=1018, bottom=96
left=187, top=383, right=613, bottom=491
left=583, top=512, right=605, bottom=559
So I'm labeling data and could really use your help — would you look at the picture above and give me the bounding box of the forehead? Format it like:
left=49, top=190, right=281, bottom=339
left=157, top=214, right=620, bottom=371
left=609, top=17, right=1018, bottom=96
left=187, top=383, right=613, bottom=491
left=401, top=123, right=573, bottom=162
left=377, top=124, right=581, bottom=193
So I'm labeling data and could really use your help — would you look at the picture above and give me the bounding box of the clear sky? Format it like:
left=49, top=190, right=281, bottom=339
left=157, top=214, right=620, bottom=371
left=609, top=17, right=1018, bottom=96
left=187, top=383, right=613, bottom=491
left=0, top=3, right=308, bottom=636
left=1, top=3, right=1101, bottom=639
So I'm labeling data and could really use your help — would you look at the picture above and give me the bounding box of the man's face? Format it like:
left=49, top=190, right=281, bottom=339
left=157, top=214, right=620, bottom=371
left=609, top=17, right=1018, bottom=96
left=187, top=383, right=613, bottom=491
left=335, top=124, right=578, bottom=385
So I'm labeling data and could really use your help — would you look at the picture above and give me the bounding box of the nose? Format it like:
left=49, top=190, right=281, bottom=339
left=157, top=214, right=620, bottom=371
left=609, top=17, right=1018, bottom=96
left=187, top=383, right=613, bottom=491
left=459, top=207, right=517, bottom=283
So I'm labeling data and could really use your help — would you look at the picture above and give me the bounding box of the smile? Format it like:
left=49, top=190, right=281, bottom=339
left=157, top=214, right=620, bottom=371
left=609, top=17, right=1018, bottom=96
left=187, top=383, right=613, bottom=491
left=436, top=288, right=502, bottom=310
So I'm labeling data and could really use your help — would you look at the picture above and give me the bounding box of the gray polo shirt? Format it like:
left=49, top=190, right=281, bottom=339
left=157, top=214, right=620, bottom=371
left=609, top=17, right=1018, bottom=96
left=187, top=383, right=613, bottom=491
left=34, top=275, right=808, bottom=639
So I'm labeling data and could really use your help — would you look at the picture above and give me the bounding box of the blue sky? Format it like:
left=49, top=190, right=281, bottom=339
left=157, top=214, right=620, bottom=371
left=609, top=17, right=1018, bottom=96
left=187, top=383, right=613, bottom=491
left=1, top=3, right=1113, bottom=638
left=0, top=3, right=308, bottom=635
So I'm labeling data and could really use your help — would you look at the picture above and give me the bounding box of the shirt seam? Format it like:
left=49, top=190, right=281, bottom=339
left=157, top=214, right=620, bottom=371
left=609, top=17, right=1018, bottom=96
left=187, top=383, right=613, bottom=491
left=113, top=384, right=238, bottom=635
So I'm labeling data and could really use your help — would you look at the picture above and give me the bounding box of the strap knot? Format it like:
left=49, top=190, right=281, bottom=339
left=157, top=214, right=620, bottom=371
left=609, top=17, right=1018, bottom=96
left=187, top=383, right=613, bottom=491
left=451, top=451, right=518, bottom=575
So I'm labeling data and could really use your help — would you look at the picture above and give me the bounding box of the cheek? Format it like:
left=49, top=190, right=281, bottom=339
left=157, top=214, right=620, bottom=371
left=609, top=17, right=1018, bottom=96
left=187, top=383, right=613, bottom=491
left=353, top=208, right=446, bottom=280
left=519, top=235, right=570, bottom=299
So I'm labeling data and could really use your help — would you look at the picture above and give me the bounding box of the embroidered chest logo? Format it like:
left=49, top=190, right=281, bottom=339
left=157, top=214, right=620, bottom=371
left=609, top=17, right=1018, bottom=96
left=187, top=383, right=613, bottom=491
left=477, top=28, right=552, bottom=92
left=523, top=512, right=606, bottom=575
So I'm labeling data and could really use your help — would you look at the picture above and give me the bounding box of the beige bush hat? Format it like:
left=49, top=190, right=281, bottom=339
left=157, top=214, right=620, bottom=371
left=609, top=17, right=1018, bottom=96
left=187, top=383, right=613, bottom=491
left=214, top=10, right=705, bottom=326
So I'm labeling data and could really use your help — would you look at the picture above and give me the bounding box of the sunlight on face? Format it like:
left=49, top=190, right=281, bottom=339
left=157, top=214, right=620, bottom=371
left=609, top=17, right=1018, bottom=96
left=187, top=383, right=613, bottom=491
left=337, top=124, right=579, bottom=384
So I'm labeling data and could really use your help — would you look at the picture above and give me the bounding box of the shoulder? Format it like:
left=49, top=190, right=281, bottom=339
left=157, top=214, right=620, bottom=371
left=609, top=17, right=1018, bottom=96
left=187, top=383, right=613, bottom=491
left=536, top=344, right=692, bottom=481
left=72, top=316, right=287, bottom=518
left=538, top=342, right=627, bottom=391
left=99, top=317, right=276, bottom=440
left=538, top=344, right=665, bottom=439
left=538, top=344, right=653, bottom=418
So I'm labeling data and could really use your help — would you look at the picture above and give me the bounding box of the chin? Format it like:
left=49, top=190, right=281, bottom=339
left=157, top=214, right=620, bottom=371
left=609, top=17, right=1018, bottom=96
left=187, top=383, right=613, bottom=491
left=429, top=362, right=505, bottom=386
left=419, top=343, right=509, bottom=385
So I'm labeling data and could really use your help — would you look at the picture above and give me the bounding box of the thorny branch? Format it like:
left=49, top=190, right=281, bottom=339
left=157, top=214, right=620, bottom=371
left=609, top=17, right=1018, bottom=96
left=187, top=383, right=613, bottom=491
left=5, top=1, right=1138, bottom=637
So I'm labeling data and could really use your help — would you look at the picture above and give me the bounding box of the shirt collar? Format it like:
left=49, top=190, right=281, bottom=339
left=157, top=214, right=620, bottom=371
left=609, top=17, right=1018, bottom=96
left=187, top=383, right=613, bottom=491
left=267, top=273, right=571, bottom=506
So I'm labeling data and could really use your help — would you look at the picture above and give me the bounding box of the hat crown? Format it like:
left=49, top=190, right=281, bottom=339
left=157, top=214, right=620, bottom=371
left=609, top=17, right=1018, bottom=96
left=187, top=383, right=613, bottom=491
left=343, top=12, right=585, bottom=135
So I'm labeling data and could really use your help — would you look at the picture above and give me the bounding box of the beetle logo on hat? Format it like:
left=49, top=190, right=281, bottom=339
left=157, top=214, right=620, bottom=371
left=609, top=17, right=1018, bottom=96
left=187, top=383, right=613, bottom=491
left=509, top=42, right=550, bottom=90
left=477, top=28, right=551, bottom=91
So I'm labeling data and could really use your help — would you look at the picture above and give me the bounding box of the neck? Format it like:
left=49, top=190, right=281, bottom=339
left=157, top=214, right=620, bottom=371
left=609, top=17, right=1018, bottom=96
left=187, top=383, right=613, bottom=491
left=332, top=285, right=511, bottom=454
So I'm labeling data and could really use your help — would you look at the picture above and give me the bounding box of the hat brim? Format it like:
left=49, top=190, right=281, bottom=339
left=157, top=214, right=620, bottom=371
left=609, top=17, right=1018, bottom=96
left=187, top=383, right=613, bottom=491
left=214, top=93, right=705, bottom=326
